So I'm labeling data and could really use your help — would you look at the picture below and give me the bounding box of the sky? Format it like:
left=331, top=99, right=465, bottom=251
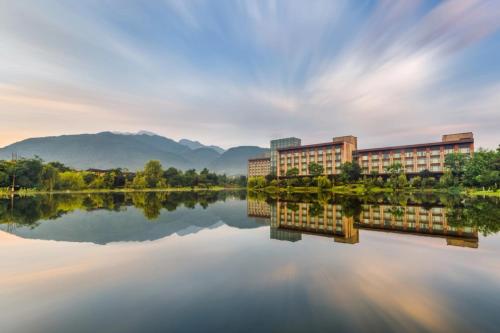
left=0, top=0, right=499, bottom=149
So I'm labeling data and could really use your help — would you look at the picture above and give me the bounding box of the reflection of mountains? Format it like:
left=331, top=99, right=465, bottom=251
left=0, top=191, right=261, bottom=244
left=245, top=194, right=499, bottom=248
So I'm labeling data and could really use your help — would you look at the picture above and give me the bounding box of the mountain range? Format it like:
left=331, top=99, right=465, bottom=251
left=0, top=132, right=269, bottom=175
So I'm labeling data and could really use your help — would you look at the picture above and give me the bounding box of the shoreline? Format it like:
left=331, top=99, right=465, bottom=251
left=249, top=185, right=500, bottom=197
left=0, top=186, right=245, bottom=198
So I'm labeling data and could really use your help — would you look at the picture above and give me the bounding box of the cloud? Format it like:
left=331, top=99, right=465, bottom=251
left=0, top=0, right=499, bottom=148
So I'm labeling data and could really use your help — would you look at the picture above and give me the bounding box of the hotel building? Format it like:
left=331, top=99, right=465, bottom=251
left=248, top=132, right=474, bottom=178
left=354, top=132, right=474, bottom=175
left=270, top=137, right=301, bottom=174
left=247, top=157, right=271, bottom=178
left=277, top=136, right=358, bottom=177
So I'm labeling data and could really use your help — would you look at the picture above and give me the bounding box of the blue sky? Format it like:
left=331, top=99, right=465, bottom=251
left=0, top=0, right=499, bottom=149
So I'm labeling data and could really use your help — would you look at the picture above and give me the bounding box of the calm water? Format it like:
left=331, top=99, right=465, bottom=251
left=1, top=191, right=499, bottom=333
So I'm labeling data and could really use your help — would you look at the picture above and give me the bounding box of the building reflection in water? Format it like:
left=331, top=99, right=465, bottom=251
left=357, top=204, right=478, bottom=248
left=246, top=199, right=478, bottom=248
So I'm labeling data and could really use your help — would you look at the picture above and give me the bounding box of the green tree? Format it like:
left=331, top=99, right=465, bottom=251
left=286, top=167, right=299, bottom=177
left=57, top=171, right=85, bottom=190
left=308, top=162, right=324, bottom=176
left=40, top=164, right=59, bottom=191
left=339, top=162, right=361, bottom=183
left=445, top=152, right=467, bottom=184
left=143, top=160, right=164, bottom=188
left=463, top=149, right=500, bottom=189
left=422, top=177, right=436, bottom=188
left=386, top=163, right=404, bottom=189
left=317, top=176, right=332, bottom=190
left=410, top=176, right=422, bottom=188
left=183, top=169, right=198, bottom=188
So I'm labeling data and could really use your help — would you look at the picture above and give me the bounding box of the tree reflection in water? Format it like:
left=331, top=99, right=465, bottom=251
left=0, top=190, right=246, bottom=227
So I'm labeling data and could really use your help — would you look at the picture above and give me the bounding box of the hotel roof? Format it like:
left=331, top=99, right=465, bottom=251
left=354, top=138, right=473, bottom=154
left=277, top=141, right=342, bottom=152
left=248, top=157, right=271, bottom=162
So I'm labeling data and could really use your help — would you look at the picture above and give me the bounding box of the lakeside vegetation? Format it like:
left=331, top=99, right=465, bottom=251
left=248, top=148, right=500, bottom=196
left=0, top=158, right=246, bottom=195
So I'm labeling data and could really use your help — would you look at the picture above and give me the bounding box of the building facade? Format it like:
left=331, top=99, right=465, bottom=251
left=248, top=132, right=474, bottom=178
left=270, top=137, right=301, bottom=174
left=276, top=135, right=357, bottom=177
left=247, top=157, right=271, bottom=178
left=354, top=132, right=474, bottom=175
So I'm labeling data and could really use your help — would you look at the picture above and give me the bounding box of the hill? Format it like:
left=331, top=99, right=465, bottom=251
left=0, top=132, right=268, bottom=175
left=178, top=139, right=225, bottom=154
left=209, top=146, right=269, bottom=175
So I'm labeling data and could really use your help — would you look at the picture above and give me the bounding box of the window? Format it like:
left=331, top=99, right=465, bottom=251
left=417, top=151, right=426, bottom=157
left=405, top=152, right=413, bottom=158
left=460, top=147, right=470, bottom=154
left=362, top=155, right=368, bottom=160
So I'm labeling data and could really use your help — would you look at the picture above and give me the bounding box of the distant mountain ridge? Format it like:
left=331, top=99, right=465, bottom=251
left=0, top=132, right=268, bottom=175
left=178, top=138, right=225, bottom=154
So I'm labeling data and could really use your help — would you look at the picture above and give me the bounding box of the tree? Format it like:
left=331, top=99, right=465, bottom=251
left=57, top=171, right=85, bottom=190
left=286, top=167, right=299, bottom=177
left=143, top=160, right=164, bottom=188
left=40, top=164, right=59, bottom=191
left=339, top=162, right=361, bottom=182
left=317, top=176, right=332, bottom=190
left=397, top=174, right=408, bottom=188
left=183, top=169, right=198, bottom=188
left=422, top=177, right=436, bottom=188
left=265, top=172, right=277, bottom=183
left=445, top=152, right=467, bottom=184
left=410, top=176, right=422, bottom=188
left=386, top=163, right=404, bottom=189
left=12, top=158, right=44, bottom=188
left=419, top=169, right=433, bottom=179
left=308, top=162, right=324, bottom=176
left=439, top=170, right=455, bottom=188
left=463, top=149, right=500, bottom=189
left=248, top=176, right=266, bottom=188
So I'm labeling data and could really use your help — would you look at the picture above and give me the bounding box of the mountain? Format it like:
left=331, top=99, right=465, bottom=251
left=0, top=132, right=268, bottom=175
left=209, top=146, right=269, bottom=175
left=178, top=139, right=225, bottom=154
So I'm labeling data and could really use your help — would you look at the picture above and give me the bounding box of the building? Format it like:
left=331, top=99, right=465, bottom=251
left=276, top=135, right=358, bottom=177
left=249, top=132, right=474, bottom=178
left=247, top=157, right=271, bottom=178
left=354, top=132, right=474, bottom=175
left=356, top=203, right=478, bottom=248
left=270, top=137, right=301, bottom=174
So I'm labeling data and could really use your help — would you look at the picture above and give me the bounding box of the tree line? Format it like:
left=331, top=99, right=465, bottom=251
left=0, top=158, right=247, bottom=191
left=248, top=148, right=500, bottom=191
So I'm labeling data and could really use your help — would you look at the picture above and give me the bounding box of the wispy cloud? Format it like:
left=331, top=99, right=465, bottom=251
left=0, top=0, right=498, bottom=148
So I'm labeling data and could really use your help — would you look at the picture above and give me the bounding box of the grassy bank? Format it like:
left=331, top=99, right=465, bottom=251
left=466, top=189, right=500, bottom=197
left=0, top=186, right=244, bottom=198
left=252, top=184, right=499, bottom=197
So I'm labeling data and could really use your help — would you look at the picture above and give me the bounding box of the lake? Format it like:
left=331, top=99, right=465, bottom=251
left=1, top=191, right=499, bottom=333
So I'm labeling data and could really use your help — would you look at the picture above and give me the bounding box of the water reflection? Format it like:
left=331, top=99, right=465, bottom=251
left=1, top=191, right=500, bottom=332
left=247, top=192, right=500, bottom=248
left=0, top=191, right=254, bottom=244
